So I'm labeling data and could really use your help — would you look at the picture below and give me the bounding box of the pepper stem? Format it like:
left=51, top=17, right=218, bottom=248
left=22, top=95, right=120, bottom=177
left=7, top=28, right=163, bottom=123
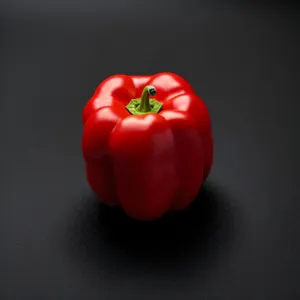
left=125, top=85, right=162, bottom=115
left=136, top=85, right=157, bottom=113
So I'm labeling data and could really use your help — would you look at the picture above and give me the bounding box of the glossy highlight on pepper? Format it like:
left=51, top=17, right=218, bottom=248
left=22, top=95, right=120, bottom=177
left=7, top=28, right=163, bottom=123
left=82, top=72, right=214, bottom=221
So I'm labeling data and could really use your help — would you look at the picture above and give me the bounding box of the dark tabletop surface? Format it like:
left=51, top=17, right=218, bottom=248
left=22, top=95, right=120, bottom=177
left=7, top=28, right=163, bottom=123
left=0, top=0, right=299, bottom=299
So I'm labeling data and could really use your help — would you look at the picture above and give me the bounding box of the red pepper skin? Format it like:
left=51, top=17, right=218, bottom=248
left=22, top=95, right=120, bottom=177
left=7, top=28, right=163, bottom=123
left=82, top=72, right=213, bottom=220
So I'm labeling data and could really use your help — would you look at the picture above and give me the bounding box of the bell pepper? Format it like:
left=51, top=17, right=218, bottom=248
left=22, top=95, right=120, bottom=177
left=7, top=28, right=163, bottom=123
left=82, top=72, right=213, bottom=221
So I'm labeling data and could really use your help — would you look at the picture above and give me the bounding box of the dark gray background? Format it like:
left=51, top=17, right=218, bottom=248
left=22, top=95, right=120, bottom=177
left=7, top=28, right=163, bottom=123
left=0, top=1, right=299, bottom=299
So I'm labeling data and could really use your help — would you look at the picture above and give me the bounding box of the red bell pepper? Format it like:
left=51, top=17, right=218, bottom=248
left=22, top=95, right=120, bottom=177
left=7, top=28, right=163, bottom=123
left=82, top=72, right=213, bottom=221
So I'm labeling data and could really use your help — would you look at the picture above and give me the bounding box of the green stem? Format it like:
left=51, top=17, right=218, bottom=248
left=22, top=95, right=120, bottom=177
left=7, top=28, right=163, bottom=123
left=125, top=85, right=162, bottom=115
left=136, top=85, right=156, bottom=113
